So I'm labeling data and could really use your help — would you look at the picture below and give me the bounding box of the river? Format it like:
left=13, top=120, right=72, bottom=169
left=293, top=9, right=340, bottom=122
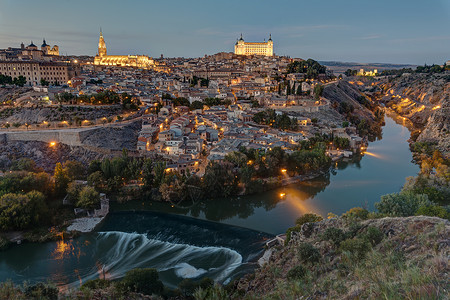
left=0, top=116, right=420, bottom=288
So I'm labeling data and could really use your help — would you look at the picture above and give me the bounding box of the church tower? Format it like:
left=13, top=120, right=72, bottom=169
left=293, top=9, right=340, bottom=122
left=98, top=29, right=107, bottom=57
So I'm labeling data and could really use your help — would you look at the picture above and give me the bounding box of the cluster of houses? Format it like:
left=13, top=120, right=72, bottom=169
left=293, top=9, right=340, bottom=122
left=35, top=53, right=365, bottom=174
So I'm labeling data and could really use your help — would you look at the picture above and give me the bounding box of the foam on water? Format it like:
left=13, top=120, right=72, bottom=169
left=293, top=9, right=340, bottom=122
left=174, top=263, right=207, bottom=278
left=67, top=231, right=243, bottom=288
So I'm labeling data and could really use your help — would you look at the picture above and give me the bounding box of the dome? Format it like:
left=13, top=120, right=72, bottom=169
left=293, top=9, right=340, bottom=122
left=41, top=39, right=48, bottom=47
left=28, top=41, right=37, bottom=48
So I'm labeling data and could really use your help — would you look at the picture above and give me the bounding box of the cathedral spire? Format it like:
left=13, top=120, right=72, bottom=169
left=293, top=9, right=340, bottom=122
left=98, top=28, right=107, bottom=57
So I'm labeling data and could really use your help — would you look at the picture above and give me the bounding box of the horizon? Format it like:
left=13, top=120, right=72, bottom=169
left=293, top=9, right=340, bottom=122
left=0, top=0, right=449, bottom=65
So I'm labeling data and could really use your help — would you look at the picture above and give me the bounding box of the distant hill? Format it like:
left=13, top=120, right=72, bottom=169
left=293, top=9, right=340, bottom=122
left=320, top=61, right=417, bottom=74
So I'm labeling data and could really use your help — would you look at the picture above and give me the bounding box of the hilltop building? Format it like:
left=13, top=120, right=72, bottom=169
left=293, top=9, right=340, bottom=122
left=234, top=34, right=273, bottom=57
left=94, top=30, right=158, bottom=70
left=0, top=40, right=74, bottom=86
left=0, top=40, right=59, bottom=61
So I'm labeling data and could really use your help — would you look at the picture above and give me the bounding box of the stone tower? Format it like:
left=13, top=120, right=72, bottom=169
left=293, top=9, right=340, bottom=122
left=98, top=29, right=107, bottom=57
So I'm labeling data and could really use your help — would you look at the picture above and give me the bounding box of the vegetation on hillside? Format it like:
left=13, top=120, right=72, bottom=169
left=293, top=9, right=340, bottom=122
left=286, top=59, right=327, bottom=79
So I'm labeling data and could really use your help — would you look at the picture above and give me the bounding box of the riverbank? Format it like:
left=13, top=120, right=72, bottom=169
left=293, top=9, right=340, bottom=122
left=66, top=216, right=105, bottom=233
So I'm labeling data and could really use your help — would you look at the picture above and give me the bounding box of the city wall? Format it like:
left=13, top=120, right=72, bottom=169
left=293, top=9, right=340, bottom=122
left=0, top=130, right=83, bottom=146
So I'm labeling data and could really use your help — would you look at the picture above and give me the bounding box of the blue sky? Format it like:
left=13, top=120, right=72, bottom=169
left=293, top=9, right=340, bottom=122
left=0, top=0, right=449, bottom=64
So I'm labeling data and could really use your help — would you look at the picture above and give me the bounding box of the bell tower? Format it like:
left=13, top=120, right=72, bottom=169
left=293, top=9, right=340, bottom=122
left=98, top=28, right=107, bottom=57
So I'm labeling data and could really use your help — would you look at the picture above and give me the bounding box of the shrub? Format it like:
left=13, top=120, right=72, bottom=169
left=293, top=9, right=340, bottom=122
left=342, top=207, right=369, bottom=220
left=285, top=213, right=323, bottom=245
left=287, top=265, right=307, bottom=280
left=363, top=226, right=384, bottom=246
left=119, top=268, right=164, bottom=296
left=345, top=222, right=363, bottom=239
left=375, top=191, right=433, bottom=216
left=322, top=227, right=346, bottom=246
left=24, top=282, right=58, bottom=300
left=416, top=205, right=449, bottom=220
left=298, top=243, right=321, bottom=264
left=296, top=213, right=323, bottom=226
left=81, top=279, right=111, bottom=291
left=340, top=238, right=371, bottom=260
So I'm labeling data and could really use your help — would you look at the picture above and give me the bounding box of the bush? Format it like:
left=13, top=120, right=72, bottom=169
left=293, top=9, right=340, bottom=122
left=342, top=207, right=369, bottom=221
left=363, top=226, right=384, bottom=246
left=285, top=213, right=323, bottom=245
left=287, top=265, right=307, bottom=280
left=298, top=243, right=321, bottom=264
left=322, top=227, right=346, bottom=246
left=24, top=282, right=58, bottom=300
left=375, top=191, right=433, bottom=216
left=81, top=279, right=111, bottom=291
left=415, top=205, right=449, bottom=220
left=340, top=238, right=371, bottom=260
left=296, top=213, right=323, bottom=226
left=119, top=268, right=164, bottom=296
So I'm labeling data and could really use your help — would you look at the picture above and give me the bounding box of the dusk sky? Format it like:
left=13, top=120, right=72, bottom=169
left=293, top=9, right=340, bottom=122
left=0, top=0, right=449, bottom=64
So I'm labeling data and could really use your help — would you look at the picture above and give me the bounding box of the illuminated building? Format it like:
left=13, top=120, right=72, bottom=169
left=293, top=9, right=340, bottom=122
left=94, top=30, right=159, bottom=70
left=234, top=34, right=274, bottom=56
left=0, top=61, right=73, bottom=86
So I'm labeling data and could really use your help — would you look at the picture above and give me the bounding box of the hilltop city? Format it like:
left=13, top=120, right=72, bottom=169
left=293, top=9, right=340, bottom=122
left=0, top=28, right=449, bottom=300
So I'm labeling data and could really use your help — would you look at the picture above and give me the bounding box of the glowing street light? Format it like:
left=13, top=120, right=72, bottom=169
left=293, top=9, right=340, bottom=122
left=49, top=141, right=56, bottom=147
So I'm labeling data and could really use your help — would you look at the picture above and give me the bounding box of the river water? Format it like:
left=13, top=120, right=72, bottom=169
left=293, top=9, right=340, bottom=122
left=0, top=116, right=420, bottom=288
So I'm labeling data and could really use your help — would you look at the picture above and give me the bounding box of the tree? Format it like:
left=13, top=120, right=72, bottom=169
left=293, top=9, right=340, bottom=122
left=0, top=191, right=48, bottom=230
left=87, top=171, right=105, bottom=190
left=13, top=76, right=27, bottom=87
left=313, top=84, right=324, bottom=100
left=40, top=79, right=49, bottom=86
left=142, top=159, right=154, bottom=189
left=296, top=83, right=302, bottom=95
left=66, top=181, right=85, bottom=204
left=54, top=162, right=70, bottom=197
left=203, top=161, right=239, bottom=198
left=190, top=100, right=204, bottom=110
left=76, top=186, right=100, bottom=209
left=63, top=160, right=86, bottom=180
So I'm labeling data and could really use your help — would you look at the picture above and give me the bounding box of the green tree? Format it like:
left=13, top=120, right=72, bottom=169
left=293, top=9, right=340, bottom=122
left=13, top=76, right=27, bottom=87
left=313, top=84, right=324, bottom=100
left=63, top=160, right=86, bottom=180
left=54, top=162, right=70, bottom=197
left=0, top=191, right=48, bottom=230
left=190, top=100, right=204, bottom=110
left=76, top=186, right=100, bottom=209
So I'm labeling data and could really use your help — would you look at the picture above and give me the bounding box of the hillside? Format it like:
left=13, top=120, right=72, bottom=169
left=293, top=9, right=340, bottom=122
left=235, top=215, right=449, bottom=299
left=376, top=73, right=450, bottom=157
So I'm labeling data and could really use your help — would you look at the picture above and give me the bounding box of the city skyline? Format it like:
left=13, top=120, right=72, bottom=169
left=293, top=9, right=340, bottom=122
left=0, top=0, right=449, bottom=64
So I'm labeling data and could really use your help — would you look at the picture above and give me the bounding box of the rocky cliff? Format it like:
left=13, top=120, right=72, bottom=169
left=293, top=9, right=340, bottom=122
left=376, top=73, right=450, bottom=157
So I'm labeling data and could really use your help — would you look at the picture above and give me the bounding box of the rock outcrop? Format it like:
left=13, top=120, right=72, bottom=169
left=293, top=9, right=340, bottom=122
left=376, top=73, right=450, bottom=156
